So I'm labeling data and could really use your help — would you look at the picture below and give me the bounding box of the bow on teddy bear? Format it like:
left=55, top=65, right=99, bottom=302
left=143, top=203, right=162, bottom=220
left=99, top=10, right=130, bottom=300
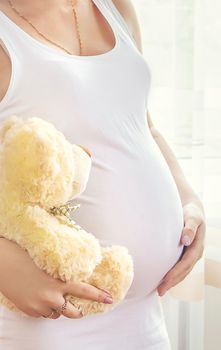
left=0, top=116, right=134, bottom=317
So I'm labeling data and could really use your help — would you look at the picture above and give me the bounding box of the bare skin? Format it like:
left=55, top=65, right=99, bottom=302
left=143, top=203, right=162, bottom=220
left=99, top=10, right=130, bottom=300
left=0, top=0, right=137, bottom=101
left=0, top=238, right=114, bottom=318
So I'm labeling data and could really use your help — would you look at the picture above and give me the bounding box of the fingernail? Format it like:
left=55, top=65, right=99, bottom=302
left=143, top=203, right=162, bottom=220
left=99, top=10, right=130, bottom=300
left=104, top=296, right=113, bottom=304
left=159, top=290, right=166, bottom=297
left=182, top=235, right=191, bottom=246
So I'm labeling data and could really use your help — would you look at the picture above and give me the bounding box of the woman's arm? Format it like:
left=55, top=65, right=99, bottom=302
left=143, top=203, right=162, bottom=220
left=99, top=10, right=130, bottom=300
left=0, top=238, right=113, bottom=318
left=146, top=111, right=206, bottom=296
left=0, top=42, right=11, bottom=103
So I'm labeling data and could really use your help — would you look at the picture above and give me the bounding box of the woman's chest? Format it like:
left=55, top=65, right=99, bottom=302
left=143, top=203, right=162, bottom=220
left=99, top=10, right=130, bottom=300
left=0, top=43, right=151, bottom=143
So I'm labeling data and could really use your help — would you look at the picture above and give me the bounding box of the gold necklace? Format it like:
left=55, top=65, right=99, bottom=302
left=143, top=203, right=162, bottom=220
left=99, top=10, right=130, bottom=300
left=8, top=0, right=83, bottom=55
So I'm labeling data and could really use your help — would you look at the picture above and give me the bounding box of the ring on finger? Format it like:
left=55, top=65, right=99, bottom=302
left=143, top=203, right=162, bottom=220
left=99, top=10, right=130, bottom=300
left=43, top=310, right=56, bottom=319
left=71, top=301, right=84, bottom=316
left=55, top=297, right=68, bottom=315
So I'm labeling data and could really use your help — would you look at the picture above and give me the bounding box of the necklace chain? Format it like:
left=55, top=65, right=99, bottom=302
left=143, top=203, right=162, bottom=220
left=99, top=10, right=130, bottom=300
left=8, top=0, right=83, bottom=55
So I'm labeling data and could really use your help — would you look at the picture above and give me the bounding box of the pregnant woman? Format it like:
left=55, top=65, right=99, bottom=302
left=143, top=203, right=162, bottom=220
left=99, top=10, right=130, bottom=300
left=0, top=0, right=206, bottom=349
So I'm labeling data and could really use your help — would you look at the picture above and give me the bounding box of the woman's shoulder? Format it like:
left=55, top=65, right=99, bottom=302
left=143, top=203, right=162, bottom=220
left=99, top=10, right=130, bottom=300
left=0, top=0, right=10, bottom=12
left=0, top=42, right=11, bottom=104
left=110, top=0, right=142, bottom=53
left=0, top=1, right=16, bottom=104
left=0, top=0, right=12, bottom=104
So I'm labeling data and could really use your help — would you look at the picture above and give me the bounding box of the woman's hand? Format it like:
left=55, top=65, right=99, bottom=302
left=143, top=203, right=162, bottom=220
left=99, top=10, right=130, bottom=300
left=157, top=200, right=206, bottom=296
left=0, top=238, right=113, bottom=319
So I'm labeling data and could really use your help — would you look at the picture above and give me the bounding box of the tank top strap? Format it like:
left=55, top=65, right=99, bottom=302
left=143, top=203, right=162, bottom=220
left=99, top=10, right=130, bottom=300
left=0, top=37, right=9, bottom=57
left=0, top=3, right=139, bottom=57
left=0, top=10, right=23, bottom=59
left=96, top=0, right=139, bottom=51
left=0, top=13, right=12, bottom=49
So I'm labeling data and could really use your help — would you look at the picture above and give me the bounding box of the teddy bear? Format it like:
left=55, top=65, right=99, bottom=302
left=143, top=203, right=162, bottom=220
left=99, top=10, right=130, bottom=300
left=0, top=116, right=134, bottom=317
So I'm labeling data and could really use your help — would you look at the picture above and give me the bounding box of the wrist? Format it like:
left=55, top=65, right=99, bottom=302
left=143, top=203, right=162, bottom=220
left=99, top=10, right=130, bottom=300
left=182, top=195, right=205, bottom=215
left=178, top=184, right=203, bottom=208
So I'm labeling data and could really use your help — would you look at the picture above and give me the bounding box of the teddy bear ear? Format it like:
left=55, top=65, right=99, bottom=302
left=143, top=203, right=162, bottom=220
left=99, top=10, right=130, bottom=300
left=0, top=115, right=21, bottom=143
left=71, top=144, right=92, bottom=199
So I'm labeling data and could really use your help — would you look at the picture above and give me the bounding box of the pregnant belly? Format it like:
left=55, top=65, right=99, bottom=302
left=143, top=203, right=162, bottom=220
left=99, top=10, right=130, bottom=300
left=72, top=139, right=185, bottom=298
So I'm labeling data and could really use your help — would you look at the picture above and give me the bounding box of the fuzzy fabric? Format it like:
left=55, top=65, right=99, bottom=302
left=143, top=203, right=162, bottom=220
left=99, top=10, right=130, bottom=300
left=0, top=116, right=134, bottom=317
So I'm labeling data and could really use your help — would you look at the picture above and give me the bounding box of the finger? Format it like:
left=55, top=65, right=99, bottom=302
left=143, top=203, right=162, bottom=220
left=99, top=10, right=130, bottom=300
left=157, top=248, right=193, bottom=295
left=60, top=300, right=84, bottom=319
left=157, top=241, right=201, bottom=296
left=39, top=300, right=62, bottom=319
left=61, top=281, right=113, bottom=305
left=158, top=223, right=206, bottom=296
left=22, top=301, right=61, bottom=320
left=47, top=311, right=61, bottom=319
left=16, top=301, right=48, bottom=319
left=180, top=218, right=199, bottom=246
left=44, top=293, right=84, bottom=319
left=41, top=309, right=61, bottom=319
left=157, top=265, right=189, bottom=296
left=21, top=308, right=42, bottom=318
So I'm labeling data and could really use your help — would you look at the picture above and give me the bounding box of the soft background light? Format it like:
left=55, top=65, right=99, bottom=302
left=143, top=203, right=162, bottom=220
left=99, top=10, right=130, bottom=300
left=132, top=1, right=221, bottom=349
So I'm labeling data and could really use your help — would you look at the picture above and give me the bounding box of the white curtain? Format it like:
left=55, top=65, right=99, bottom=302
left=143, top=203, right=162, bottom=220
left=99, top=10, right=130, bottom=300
left=132, top=1, right=221, bottom=349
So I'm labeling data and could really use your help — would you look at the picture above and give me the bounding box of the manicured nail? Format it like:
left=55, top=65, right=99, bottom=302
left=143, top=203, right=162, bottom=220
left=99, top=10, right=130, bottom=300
left=182, top=235, right=191, bottom=246
left=159, top=290, right=167, bottom=296
left=104, top=296, right=113, bottom=304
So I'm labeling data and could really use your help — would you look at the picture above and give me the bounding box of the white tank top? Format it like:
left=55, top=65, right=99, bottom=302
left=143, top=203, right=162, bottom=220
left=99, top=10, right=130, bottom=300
left=0, top=1, right=184, bottom=349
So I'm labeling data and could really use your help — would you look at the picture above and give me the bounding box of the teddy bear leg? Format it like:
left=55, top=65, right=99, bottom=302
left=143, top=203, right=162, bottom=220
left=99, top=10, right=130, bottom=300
left=67, top=245, right=134, bottom=317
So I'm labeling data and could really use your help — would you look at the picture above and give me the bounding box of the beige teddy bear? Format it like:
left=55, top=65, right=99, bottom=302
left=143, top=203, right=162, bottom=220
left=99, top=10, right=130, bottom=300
left=0, top=116, right=134, bottom=317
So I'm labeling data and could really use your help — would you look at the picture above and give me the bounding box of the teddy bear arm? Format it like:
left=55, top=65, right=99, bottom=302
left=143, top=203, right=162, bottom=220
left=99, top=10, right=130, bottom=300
left=0, top=203, right=103, bottom=283
left=71, top=144, right=92, bottom=199
left=68, top=246, right=134, bottom=316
